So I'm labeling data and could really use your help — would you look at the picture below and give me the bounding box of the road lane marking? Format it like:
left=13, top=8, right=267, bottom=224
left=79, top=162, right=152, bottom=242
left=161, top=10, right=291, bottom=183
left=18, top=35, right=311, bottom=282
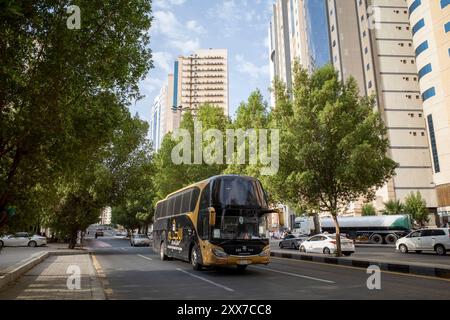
left=90, top=253, right=113, bottom=298
left=271, top=257, right=450, bottom=282
left=252, top=266, right=335, bottom=284
left=176, top=268, right=235, bottom=292
left=137, top=254, right=153, bottom=261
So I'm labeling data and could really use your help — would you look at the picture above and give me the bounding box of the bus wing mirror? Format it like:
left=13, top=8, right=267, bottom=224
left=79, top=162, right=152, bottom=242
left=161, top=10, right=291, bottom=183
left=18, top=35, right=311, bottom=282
left=208, top=207, right=216, bottom=226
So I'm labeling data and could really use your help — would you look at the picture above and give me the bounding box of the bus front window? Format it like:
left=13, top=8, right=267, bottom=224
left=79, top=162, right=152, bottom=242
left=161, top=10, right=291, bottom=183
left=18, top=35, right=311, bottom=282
left=214, top=215, right=264, bottom=240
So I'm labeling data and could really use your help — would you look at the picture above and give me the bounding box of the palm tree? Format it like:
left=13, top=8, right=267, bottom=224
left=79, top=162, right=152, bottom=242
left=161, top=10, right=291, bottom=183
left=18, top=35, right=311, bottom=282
left=382, top=199, right=404, bottom=215
left=362, top=203, right=377, bottom=216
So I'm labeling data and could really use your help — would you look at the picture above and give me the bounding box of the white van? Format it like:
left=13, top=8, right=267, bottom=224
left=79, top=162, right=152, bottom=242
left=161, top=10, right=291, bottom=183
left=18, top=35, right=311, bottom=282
left=396, top=228, right=450, bottom=256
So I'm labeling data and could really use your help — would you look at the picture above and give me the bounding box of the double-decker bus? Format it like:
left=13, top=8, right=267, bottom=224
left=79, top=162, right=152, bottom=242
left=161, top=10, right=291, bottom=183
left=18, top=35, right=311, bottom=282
left=153, top=175, right=276, bottom=271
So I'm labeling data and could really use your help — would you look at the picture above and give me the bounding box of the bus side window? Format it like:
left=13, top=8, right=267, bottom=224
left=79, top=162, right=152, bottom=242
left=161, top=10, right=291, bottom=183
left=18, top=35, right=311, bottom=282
left=198, top=185, right=210, bottom=240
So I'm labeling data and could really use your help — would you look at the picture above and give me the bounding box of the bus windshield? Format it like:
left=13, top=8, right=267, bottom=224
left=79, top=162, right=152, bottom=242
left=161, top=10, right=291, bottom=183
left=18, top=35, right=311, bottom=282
left=212, top=211, right=268, bottom=240
left=212, top=176, right=268, bottom=208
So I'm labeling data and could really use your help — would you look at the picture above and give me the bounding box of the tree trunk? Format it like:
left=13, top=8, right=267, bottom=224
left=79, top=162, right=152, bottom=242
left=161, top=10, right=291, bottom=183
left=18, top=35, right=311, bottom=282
left=68, top=230, right=78, bottom=249
left=313, top=214, right=321, bottom=235
left=332, top=214, right=342, bottom=257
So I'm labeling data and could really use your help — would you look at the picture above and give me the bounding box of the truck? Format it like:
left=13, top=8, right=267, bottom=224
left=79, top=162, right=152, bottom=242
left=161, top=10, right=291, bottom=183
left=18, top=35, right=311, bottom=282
left=320, top=215, right=413, bottom=244
left=293, top=214, right=413, bottom=244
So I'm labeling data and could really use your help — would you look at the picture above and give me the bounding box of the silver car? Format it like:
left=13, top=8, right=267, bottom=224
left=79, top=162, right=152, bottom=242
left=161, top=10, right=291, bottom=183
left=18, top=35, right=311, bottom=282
left=0, top=232, right=47, bottom=248
left=130, top=234, right=151, bottom=247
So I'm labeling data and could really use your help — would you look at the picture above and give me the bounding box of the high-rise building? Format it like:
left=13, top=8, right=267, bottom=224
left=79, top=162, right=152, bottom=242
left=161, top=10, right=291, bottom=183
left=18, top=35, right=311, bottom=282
left=268, top=0, right=439, bottom=213
left=149, top=74, right=179, bottom=151
left=407, top=0, right=450, bottom=218
left=269, top=0, right=292, bottom=102
left=174, top=49, right=229, bottom=116
left=352, top=0, right=437, bottom=210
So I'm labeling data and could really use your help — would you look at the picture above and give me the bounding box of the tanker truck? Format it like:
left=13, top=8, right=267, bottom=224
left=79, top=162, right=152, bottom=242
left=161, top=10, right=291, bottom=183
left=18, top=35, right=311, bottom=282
left=320, top=215, right=413, bottom=245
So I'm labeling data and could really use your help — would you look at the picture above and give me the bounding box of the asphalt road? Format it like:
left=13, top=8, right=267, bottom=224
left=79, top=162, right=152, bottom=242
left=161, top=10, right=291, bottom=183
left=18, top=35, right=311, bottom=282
left=272, top=241, right=450, bottom=267
left=87, top=237, right=450, bottom=300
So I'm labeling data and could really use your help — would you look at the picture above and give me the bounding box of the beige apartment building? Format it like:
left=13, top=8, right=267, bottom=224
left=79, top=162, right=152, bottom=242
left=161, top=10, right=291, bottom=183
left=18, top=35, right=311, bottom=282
left=407, top=0, right=450, bottom=218
left=174, top=49, right=229, bottom=117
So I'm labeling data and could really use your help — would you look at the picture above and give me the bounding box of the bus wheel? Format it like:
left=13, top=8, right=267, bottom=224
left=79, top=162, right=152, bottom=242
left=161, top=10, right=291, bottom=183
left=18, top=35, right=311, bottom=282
left=191, top=245, right=203, bottom=271
left=237, top=265, right=247, bottom=271
left=160, top=242, right=168, bottom=261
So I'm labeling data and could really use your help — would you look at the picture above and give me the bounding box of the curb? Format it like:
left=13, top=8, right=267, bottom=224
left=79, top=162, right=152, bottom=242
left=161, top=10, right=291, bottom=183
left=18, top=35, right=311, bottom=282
left=270, top=251, right=450, bottom=279
left=0, top=250, right=89, bottom=291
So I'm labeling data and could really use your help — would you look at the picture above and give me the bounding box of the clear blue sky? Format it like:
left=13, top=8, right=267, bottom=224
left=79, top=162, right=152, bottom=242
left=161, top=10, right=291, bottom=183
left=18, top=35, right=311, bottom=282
left=130, top=0, right=273, bottom=123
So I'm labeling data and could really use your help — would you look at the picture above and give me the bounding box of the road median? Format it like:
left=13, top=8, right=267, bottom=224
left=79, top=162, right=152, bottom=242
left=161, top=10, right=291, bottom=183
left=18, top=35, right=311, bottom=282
left=271, top=250, right=450, bottom=279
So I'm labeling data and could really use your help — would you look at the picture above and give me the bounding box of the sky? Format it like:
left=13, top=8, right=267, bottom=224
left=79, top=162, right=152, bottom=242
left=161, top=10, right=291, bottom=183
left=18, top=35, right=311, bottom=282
left=130, top=0, right=274, bottom=124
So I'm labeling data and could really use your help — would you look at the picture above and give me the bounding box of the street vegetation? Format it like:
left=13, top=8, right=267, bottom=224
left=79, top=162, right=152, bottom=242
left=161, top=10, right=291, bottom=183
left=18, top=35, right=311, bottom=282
left=1, top=2, right=402, bottom=255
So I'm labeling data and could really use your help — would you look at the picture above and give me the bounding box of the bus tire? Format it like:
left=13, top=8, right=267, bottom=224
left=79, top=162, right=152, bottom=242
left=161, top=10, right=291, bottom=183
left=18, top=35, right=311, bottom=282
left=370, top=234, right=383, bottom=245
left=160, top=242, right=168, bottom=261
left=385, top=234, right=398, bottom=245
left=191, top=245, right=203, bottom=271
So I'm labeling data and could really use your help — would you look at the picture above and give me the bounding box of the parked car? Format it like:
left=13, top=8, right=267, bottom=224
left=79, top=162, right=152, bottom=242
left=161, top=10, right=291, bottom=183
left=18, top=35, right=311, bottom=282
left=130, top=234, right=151, bottom=247
left=396, top=228, right=450, bottom=256
left=0, top=232, right=47, bottom=248
left=279, top=234, right=308, bottom=249
left=299, top=234, right=355, bottom=256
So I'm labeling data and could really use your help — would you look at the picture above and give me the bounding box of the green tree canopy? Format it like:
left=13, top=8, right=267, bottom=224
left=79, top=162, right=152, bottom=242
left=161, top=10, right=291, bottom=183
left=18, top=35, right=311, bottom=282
left=404, top=192, right=428, bottom=227
left=382, top=199, right=405, bottom=215
left=267, top=63, right=397, bottom=256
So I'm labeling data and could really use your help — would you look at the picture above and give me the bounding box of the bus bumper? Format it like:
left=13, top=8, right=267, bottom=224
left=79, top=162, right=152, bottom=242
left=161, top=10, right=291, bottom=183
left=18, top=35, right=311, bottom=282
left=200, top=243, right=271, bottom=266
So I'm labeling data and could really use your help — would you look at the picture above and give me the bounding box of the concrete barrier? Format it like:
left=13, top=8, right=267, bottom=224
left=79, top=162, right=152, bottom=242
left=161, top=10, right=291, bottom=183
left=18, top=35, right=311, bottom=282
left=270, top=251, right=450, bottom=279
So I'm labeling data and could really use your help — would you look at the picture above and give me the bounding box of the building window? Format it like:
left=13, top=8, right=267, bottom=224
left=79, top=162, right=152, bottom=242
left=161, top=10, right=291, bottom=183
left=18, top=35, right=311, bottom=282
left=427, top=114, right=440, bottom=173
left=409, top=0, right=421, bottom=16
left=418, top=63, right=432, bottom=80
left=445, top=21, right=450, bottom=33
left=415, top=40, right=429, bottom=57
left=366, top=64, right=370, bottom=70
left=368, top=81, right=373, bottom=88
left=365, top=47, right=368, bottom=54
left=441, top=0, right=449, bottom=9
left=412, top=18, right=425, bottom=35
left=422, top=87, right=436, bottom=101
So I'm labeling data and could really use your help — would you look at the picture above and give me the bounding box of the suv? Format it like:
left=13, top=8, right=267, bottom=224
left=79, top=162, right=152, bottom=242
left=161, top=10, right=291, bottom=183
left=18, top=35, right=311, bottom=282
left=396, top=228, right=450, bottom=256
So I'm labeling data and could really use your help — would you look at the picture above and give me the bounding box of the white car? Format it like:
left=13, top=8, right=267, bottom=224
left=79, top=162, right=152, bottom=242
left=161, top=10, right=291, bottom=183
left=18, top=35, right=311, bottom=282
left=130, top=234, right=151, bottom=247
left=114, top=232, right=128, bottom=239
left=299, top=234, right=355, bottom=256
left=0, top=232, right=47, bottom=248
left=396, top=228, right=450, bottom=256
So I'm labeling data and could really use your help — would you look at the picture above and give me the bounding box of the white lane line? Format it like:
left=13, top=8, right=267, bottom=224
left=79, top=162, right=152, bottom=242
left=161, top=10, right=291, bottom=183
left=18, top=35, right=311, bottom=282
left=120, top=247, right=127, bottom=251
left=176, top=268, right=235, bottom=292
left=252, top=266, right=335, bottom=284
left=137, top=254, right=153, bottom=261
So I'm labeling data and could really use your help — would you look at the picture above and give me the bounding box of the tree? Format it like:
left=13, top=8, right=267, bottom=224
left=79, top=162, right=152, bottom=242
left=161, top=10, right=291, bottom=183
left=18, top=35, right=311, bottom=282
left=382, top=199, right=404, bottom=215
left=404, top=192, right=429, bottom=227
left=0, top=1, right=153, bottom=229
left=153, top=104, right=230, bottom=200
left=225, top=90, right=270, bottom=178
left=267, top=63, right=397, bottom=256
left=362, top=203, right=377, bottom=216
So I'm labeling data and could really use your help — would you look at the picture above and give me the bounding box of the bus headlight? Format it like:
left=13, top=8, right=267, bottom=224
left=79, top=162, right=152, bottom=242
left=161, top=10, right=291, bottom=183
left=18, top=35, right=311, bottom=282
left=212, top=248, right=228, bottom=258
left=259, top=249, right=270, bottom=257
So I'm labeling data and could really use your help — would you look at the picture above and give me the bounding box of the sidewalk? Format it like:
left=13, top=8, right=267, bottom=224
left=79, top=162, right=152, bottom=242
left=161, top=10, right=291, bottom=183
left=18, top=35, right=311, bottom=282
left=0, top=254, right=104, bottom=300
left=0, top=243, right=85, bottom=275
